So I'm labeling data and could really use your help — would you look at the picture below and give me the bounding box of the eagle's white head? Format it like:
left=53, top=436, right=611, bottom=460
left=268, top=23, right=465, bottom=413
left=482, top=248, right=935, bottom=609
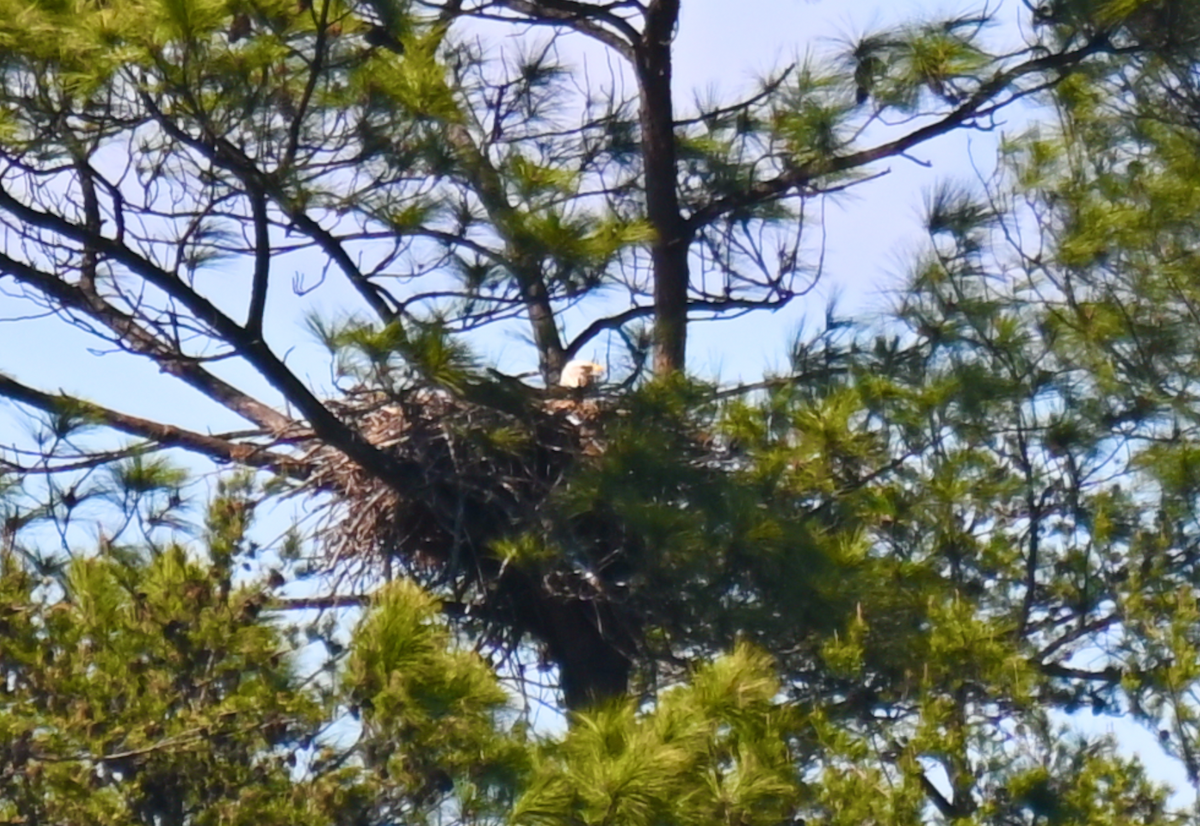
left=559, top=360, right=605, bottom=388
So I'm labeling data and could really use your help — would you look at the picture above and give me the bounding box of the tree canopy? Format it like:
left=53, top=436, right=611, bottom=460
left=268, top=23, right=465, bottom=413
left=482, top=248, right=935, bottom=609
left=4, top=0, right=1200, bottom=822
left=0, top=484, right=1184, bottom=825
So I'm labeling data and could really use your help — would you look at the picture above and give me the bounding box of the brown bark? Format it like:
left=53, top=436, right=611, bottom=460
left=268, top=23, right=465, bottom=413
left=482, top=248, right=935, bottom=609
left=635, top=0, right=689, bottom=375
left=502, top=569, right=634, bottom=710
left=0, top=374, right=305, bottom=476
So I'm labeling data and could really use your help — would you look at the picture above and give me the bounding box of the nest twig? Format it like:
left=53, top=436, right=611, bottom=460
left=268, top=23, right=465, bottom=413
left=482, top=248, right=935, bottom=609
left=300, top=385, right=600, bottom=597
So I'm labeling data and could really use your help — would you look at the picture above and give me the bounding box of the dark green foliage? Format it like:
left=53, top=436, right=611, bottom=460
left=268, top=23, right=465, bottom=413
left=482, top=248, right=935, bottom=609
left=0, top=492, right=329, bottom=825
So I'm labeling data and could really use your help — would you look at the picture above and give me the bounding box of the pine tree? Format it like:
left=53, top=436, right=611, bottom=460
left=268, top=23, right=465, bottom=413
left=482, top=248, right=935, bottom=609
left=5, top=5, right=1200, bottom=819
left=0, top=478, right=1187, bottom=824
left=0, top=0, right=1168, bottom=710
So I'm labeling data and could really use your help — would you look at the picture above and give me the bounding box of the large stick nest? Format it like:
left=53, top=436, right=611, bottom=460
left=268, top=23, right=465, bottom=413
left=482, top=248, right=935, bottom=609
left=300, top=384, right=607, bottom=597
left=296, top=383, right=647, bottom=707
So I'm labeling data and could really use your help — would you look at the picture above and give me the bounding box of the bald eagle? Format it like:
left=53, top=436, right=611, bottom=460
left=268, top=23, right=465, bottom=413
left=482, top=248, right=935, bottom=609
left=559, top=360, right=604, bottom=389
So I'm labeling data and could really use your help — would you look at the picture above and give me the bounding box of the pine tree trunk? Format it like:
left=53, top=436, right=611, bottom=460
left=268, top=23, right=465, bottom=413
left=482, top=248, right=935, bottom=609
left=636, top=0, right=689, bottom=375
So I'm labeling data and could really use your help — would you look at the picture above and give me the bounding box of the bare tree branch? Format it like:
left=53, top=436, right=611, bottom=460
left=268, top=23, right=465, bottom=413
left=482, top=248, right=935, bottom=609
left=484, top=0, right=639, bottom=60
left=0, top=251, right=293, bottom=432
left=0, top=373, right=306, bottom=475
left=246, top=187, right=271, bottom=340
left=0, top=183, right=419, bottom=489
left=137, top=92, right=401, bottom=327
